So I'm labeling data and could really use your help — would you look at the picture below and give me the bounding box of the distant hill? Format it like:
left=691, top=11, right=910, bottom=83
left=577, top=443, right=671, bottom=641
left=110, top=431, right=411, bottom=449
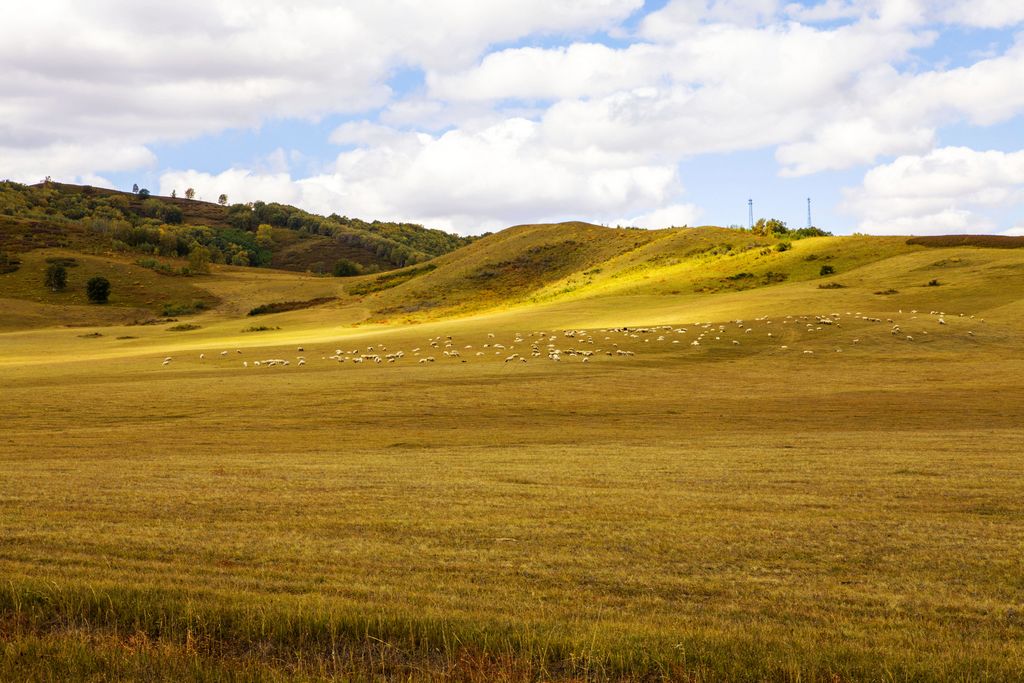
left=0, top=180, right=474, bottom=274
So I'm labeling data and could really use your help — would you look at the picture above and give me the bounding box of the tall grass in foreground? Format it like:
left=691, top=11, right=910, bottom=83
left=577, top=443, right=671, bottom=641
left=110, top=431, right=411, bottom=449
left=2, top=580, right=1019, bottom=681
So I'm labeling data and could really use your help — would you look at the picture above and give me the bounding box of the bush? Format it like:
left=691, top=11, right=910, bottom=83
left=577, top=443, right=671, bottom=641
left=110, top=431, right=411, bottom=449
left=928, top=279, right=940, bottom=287
left=332, top=258, right=361, bottom=277
left=45, top=264, right=67, bottom=291
left=162, top=301, right=208, bottom=316
left=819, top=265, right=835, bottom=276
left=775, top=241, right=791, bottom=252
left=818, top=282, right=845, bottom=289
left=167, top=323, right=201, bottom=331
left=86, top=276, right=110, bottom=304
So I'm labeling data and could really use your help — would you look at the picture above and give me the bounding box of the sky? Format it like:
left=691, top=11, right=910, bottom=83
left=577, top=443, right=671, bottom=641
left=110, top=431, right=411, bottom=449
left=2, top=0, right=1024, bottom=236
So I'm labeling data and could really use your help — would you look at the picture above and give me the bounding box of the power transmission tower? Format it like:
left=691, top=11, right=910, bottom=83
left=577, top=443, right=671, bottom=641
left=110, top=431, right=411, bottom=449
left=807, top=198, right=812, bottom=228
left=748, top=199, right=753, bottom=229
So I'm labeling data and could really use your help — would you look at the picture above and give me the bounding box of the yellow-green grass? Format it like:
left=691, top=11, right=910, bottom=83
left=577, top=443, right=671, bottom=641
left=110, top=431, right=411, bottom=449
left=1, top=227, right=1024, bottom=680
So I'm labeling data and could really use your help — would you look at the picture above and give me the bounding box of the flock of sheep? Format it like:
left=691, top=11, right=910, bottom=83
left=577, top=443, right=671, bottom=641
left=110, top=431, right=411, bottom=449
left=158, top=308, right=980, bottom=369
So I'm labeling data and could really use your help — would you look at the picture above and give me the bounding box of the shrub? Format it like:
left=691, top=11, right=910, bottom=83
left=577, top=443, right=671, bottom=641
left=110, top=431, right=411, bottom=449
left=162, top=301, right=208, bottom=316
left=167, top=323, right=201, bottom=331
left=775, top=241, right=791, bottom=252
left=875, top=289, right=899, bottom=295
left=332, top=258, right=361, bottom=277
left=818, top=282, right=845, bottom=289
left=86, top=276, right=110, bottom=304
left=248, top=297, right=335, bottom=316
left=242, top=325, right=281, bottom=333
left=45, top=264, right=67, bottom=291
left=819, top=265, right=835, bottom=276
left=928, top=279, right=940, bottom=287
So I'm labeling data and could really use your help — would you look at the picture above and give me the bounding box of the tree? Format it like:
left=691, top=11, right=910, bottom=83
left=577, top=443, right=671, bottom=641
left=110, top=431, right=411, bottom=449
left=45, top=264, right=67, bottom=291
left=86, top=276, right=110, bottom=304
left=188, top=246, right=211, bottom=274
left=170, top=189, right=177, bottom=198
left=255, top=224, right=274, bottom=248
left=230, top=251, right=250, bottom=267
left=332, top=258, right=360, bottom=277
left=132, top=183, right=139, bottom=194
left=184, top=188, right=196, bottom=200
left=218, top=193, right=228, bottom=206
left=137, top=188, right=151, bottom=197
left=162, top=205, right=184, bottom=224
left=752, top=218, right=788, bottom=236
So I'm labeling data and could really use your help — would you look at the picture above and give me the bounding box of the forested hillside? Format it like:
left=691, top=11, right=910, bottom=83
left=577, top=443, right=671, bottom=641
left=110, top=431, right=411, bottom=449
left=0, top=181, right=474, bottom=275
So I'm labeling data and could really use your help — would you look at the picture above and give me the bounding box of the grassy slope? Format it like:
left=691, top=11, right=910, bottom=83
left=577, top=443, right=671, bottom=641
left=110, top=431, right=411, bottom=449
left=1, top=224, right=1023, bottom=680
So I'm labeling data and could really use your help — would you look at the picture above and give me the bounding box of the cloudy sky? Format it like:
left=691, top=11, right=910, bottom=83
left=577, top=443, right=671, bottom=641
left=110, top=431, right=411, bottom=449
left=3, top=0, right=1023, bottom=235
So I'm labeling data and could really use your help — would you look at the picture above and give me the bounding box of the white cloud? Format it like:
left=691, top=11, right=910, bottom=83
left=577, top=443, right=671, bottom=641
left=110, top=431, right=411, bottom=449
left=843, top=147, right=1024, bottom=234
left=4, top=1, right=1024, bottom=234
left=617, top=203, right=703, bottom=229
left=159, top=168, right=301, bottom=206
left=0, top=142, right=155, bottom=183
left=0, top=0, right=640, bottom=181
left=161, top=118, right=682, bottom=234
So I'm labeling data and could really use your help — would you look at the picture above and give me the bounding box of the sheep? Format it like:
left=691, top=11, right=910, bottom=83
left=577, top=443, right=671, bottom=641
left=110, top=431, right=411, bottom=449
left=220, top=351, right=228, bottom=356
left=199, top=353, right=205, bottom=360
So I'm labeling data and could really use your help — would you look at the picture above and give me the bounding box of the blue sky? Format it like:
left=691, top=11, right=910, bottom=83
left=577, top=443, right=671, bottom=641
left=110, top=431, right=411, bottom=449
left=3, top=0, right=1024, bottom=235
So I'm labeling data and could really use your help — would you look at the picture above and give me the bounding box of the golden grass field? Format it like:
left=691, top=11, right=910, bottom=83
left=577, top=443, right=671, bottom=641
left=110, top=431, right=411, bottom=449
left=1, top=225, right=1023, bottom=681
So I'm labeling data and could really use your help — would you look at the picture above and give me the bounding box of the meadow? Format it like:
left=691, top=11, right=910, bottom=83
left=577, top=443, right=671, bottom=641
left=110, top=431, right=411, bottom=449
left=1, top=224, right=1023, bottom=681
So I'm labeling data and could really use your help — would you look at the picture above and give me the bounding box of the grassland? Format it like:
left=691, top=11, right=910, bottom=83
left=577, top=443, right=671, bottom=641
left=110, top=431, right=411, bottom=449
left=1, top=223, right=1023, bottom=681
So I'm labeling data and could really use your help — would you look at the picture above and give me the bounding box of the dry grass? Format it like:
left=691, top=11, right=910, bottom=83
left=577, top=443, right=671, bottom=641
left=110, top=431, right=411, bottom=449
left=1, top=227, right=1024, bottom=680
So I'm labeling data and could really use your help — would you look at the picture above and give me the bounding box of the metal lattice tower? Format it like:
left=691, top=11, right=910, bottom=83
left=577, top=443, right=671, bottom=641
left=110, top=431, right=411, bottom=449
left=807, top=198, right=812, bottom=229
left=748, top=199, right=753, bottom=229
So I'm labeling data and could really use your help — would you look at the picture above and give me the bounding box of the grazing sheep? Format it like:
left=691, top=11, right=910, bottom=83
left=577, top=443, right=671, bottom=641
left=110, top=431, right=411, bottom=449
left=243, top=361, right=248, bottom=367
left=199, top=353, right=205, bottom=360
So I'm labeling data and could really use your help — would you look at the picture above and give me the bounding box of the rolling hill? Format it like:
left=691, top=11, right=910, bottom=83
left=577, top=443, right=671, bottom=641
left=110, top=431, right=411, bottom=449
left=0, top=180, right=474, bottom=277
left=3, top=213, right=1024, bottom=681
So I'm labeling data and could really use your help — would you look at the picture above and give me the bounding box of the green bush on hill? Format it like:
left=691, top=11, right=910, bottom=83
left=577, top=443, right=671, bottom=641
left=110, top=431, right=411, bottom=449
left=86, top=276, right=110, bottom=304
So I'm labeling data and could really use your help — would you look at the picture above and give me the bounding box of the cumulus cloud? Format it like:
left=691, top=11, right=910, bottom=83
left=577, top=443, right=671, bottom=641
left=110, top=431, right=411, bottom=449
left=161, top=118, right=682, bottom=234
left=0, top=142, right=155, bottom=184
left=4, top=1, right=1024, bottom=233
left=842, top=147, right=1024, bottom=234
left=0, top=0, right=640, bottom=180
left=617, top=204, right=703, bottom=229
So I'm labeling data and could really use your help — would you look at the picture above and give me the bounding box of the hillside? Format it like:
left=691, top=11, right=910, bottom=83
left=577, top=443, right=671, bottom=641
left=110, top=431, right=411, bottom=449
left=3, top=219, right=1024, bottom=681
left=0, top=180, right=474, bottom=276
left=4, top=215, right=1024, bottom=338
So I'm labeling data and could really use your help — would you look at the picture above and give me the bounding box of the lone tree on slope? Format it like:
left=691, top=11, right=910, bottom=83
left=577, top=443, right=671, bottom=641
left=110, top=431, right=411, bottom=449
left=86, top=276, right=110, bottom=304
left=185, top=188, right=196, bottom=200
left=45, top=264, right=67, bottom=292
